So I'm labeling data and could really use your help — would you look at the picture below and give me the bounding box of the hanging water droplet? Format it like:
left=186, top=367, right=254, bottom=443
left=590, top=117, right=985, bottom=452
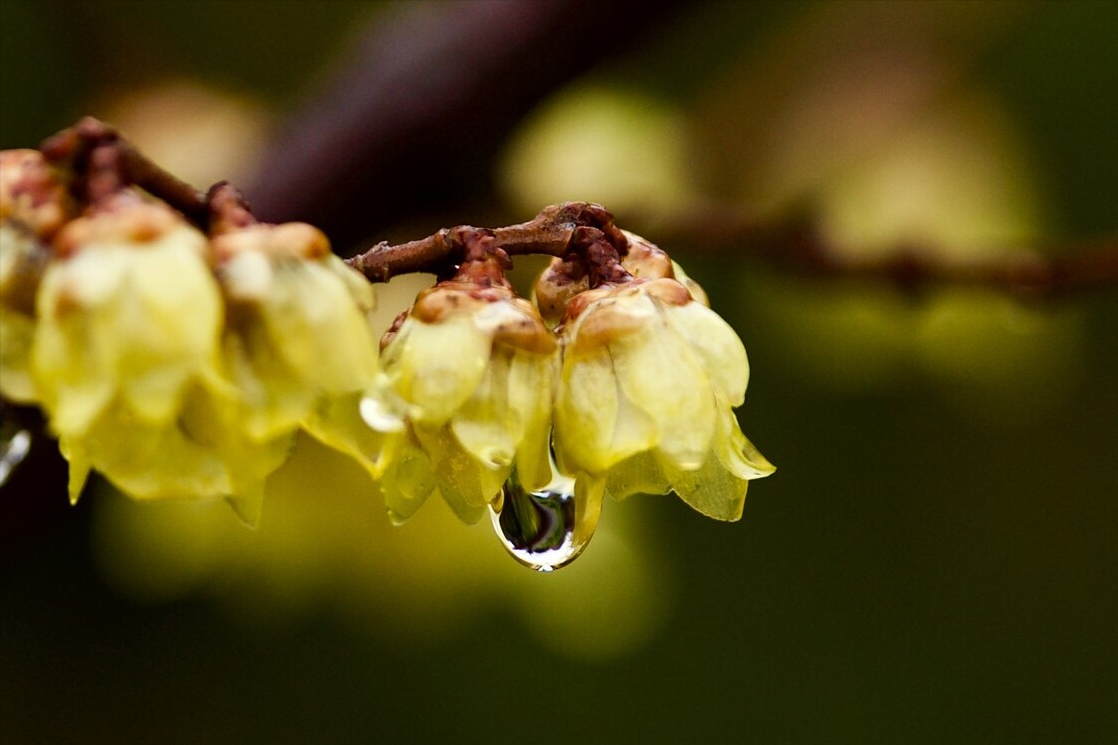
left=489, top=462, right=602, bottom=573
left=0, top=404, right=33, bottom=488
left=359, top=394, right=406, bottom=433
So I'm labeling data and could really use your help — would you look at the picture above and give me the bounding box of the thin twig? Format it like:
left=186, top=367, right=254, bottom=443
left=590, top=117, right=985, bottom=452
left=346, top=202, right=623, bottom=282
left=349, top=201, right=1118, bottom=299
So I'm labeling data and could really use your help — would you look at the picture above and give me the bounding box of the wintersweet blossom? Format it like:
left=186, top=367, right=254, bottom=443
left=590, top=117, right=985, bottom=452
left=376, top=260, right=557, bottom=523
left=211, top=218, right=397, bottom=479
left=550, top=243, right=774, bottom=520
left=2, top=120, right=777, bottom=561
left=27, top=190, right=289, bottom=513
left=31, top=191, right=223, bottom=437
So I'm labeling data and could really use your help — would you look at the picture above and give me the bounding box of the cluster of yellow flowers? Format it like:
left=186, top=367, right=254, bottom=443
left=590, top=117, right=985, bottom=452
left=0, top=147, right=773, bottom=561
left=1, top=150, right=389, bottom=524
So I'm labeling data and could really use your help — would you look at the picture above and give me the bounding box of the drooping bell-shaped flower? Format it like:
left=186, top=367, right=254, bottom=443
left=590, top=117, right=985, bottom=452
left=28, top=188, right=289, bottom=514
left=31, top=189, right=224, bottom=438
left=376, top=242, right=557, bottom=524
left=59, top=380, right=294, bottom=523
left=549, top=233, right=774, bottom=520
left=208, top=199, right=397, bottom=479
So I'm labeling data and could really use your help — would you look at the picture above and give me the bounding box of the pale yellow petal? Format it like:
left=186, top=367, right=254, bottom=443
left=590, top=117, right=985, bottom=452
left=258, top=260, right=378, bottom=391
left=220, top=326, right=309, bottom=440
left=116, top=234, right=222, bottom=422
left=604, top=450, right=671, bottom=500
left=670, top=260, right=710, bottom=307
left=303, top=390, right=400, bottom=480
left=429, top=433, right=508, bottom=512
left=508, top=351, right=555, bottom=491
left=660, top=450, right=749, bottom=521
left=0, top=310, right=37, bottom=402
left=377, top=435, right=438, bottom=525
left=716, top=409, right=777, bottom=480
left=612, top=320, right=715, bottom=469
left=58, top=435, right=91, bottom=506
left=386, top=316, right=490, bottom=425
left=435, top=485, right=489, bottom=525
left=662, top=300, right=749, bottom=406
left=450, top=349, right=517, bottom=468
left=555, top=348, right=656, bottom=474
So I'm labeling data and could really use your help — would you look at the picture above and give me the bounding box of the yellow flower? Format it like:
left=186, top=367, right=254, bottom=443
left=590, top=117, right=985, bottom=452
left=60, top=382, right=293, bottom=522
left=0, top=150, right=73, bottom=403
left=28, top=190, right=291, bottom=514
left=211, top=220, right=396, bottom=479
left=552, top=270, right=774, bottom=521
left=377, top=278, right=557, bottom=523
left=31, top=191, right=223, bottom=436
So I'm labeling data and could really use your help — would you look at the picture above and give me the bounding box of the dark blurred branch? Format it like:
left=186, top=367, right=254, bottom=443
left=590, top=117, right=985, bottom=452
left=242, top=0, right=686, bottom=250
left=650, top=205, right=1118, bottom=300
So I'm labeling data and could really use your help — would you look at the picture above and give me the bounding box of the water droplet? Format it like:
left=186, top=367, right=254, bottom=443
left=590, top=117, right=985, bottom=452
left=359, top=394, right=405, bottom=432
left=0, top=415, right=32, bottom=488
left=489, top=463, right=602, bottom=572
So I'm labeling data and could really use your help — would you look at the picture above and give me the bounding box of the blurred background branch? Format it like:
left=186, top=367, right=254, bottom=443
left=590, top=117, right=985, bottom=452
left=243, top=0, right=687, bottom=245
left=115, top=0, right=1118, bottom=299
left=651, top=205, right=1118, bottom=300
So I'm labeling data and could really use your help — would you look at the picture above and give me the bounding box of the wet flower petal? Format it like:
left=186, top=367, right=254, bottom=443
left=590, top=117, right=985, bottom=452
left=384, top=315, right=491, bottom=426
left=661, top=299, right=749, bottom=407
left=612, top=316, right=716, bottom=469
left=553, top=269, right=773, bottom=520
left=555, top=345, right=657, bottom=474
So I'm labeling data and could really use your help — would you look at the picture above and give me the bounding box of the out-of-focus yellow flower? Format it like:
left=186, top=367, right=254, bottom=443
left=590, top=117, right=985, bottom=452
left=551, top=249, right=774, bottom=521
left=378, top=271, right=557, bottom=524
left=27, top=189, right=292, bottom=512
left=31, top=191, right=223, bottom=436
left=0, top=150, right=72, bottom=403
left=211, top=219, right=396, bottom=479
left=60, top=382, right=293, bottom=520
